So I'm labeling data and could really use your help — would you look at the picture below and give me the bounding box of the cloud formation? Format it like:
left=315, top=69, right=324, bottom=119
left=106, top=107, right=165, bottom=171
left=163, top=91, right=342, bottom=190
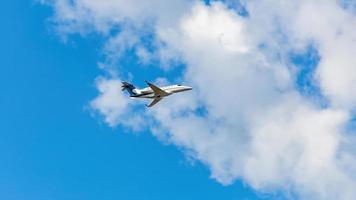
left=44, top=0, right=356, bottom=199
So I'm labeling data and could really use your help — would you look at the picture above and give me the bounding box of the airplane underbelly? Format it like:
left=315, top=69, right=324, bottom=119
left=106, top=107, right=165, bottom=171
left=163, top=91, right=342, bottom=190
left=136, top=93, right=155, bottom=98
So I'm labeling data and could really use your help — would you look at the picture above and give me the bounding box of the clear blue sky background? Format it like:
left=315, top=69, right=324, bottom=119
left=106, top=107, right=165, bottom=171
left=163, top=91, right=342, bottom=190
left=0, top=1, right=293, bottom=200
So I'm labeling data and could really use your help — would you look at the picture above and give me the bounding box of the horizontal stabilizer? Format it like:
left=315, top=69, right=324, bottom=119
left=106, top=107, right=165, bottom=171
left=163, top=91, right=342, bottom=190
left=121, top=81, right=137, bottom=96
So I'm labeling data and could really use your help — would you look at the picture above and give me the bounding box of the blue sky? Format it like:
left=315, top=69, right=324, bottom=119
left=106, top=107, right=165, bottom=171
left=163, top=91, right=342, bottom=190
left=0, top=1, right=278, bottom=199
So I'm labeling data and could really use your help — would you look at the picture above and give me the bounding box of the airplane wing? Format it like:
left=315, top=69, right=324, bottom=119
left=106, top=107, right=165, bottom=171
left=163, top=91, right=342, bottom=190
left=147, top=97, right=163, bottom=107
left=145, top=81, right=169, bottom=97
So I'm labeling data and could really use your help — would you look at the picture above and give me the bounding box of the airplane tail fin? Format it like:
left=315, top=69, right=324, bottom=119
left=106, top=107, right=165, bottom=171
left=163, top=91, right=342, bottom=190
left=121, top=81, right=137, bottom=96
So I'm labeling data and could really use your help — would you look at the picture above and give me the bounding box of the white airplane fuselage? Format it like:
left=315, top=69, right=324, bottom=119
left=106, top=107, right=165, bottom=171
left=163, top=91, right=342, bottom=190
left=132, top=85, right=192, bottom=99
left=122, top=81, right=192, bottom=107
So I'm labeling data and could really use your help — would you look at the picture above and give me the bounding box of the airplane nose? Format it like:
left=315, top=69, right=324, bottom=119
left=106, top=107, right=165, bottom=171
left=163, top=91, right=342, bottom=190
left=185, top=86, right=193, bottom=90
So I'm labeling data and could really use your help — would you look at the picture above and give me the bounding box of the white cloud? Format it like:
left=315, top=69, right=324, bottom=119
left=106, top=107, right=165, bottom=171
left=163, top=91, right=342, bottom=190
left=46, top=0, right=192, bottom=35
left=245, top=0, right=356, bottom=108
left=90, top=78, right=129, bottom=127
left=44, top=0, right=356, bottom=199
left=90, top=78, right=146, bottom=130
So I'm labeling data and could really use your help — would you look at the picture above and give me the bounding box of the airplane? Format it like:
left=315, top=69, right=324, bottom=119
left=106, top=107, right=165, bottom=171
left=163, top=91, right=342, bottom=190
left=121, top=81, right=192, bottom=107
